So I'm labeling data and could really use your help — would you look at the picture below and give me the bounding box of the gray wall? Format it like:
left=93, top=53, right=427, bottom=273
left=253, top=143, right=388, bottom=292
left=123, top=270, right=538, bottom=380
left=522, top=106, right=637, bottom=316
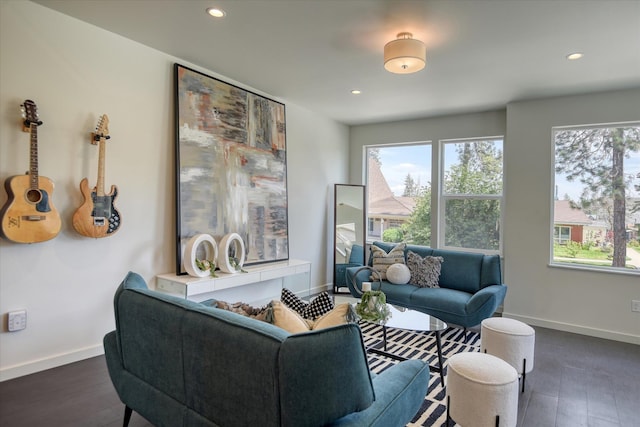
left=504, top=90, right=640, bottom=344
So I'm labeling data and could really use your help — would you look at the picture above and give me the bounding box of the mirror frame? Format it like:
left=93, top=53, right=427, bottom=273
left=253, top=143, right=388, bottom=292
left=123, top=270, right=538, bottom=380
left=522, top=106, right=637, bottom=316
left=333, top=184, right=366, bottom=293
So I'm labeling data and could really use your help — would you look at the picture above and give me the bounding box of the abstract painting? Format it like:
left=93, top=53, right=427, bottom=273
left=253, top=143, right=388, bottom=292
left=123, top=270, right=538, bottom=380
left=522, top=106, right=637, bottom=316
left=174, top=64, right=288, bottom=274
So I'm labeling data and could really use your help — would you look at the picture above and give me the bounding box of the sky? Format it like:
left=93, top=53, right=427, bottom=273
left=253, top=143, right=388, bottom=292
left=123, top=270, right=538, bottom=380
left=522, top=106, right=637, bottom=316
left=554, top=145, right=640, bottom=201
left=374, top=140, right=640, bottom=201
left=376, top=145, right=431, bottom=196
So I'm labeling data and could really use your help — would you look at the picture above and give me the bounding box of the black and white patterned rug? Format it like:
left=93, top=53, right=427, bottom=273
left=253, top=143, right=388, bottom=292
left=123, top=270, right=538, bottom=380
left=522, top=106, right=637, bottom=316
left=359, top=322, right=481, bottom=427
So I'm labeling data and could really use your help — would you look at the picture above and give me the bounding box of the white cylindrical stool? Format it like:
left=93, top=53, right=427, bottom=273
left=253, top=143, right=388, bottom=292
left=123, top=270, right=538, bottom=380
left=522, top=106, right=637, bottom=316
left=481, top=317, right=535, bottom=393
left=446, top=352, right=518, bottom=427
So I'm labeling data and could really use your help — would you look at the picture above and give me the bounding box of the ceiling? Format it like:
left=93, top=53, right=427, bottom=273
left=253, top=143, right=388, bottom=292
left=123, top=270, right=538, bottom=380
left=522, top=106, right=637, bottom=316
left=32, top=0, right=640, bottom=126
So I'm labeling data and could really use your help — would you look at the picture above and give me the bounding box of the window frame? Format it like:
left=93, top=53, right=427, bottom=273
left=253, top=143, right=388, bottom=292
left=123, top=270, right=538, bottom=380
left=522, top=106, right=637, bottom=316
left=363, top=142, right=432, bottom=245
left=550, top=121, right=640, bottom=275
left=438, top=136, right=504, bottom=255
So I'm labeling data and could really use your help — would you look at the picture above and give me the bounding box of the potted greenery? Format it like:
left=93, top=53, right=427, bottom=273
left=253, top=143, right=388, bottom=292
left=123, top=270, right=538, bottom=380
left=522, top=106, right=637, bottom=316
left=356, top=290, right=391, bottom=324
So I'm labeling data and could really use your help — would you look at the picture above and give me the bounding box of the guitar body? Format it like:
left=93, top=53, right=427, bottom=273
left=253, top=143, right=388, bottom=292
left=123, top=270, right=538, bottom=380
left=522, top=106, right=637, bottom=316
left=72, top=178, right=121, bottom=238
left=0, top=174, right=62, bottom=243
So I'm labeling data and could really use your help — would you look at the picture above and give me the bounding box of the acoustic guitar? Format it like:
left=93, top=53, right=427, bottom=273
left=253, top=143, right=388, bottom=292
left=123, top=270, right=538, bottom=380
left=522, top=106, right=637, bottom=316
left=0, top=100, right=62, bottom=243
left=72, top=114, right=121, bottom=238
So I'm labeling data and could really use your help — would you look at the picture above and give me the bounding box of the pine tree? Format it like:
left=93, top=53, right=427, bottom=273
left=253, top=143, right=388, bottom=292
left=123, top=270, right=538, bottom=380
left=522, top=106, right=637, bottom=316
left=555, top=126, right=640, bottom=267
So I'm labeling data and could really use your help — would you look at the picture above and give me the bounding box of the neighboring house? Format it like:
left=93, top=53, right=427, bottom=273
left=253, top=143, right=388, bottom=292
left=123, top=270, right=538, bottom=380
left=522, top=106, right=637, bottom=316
left=553, top=200, right=596, bottom=245
left=554, top=199, right=640, bottom=245
left=367, top=157, right=416, bottom=239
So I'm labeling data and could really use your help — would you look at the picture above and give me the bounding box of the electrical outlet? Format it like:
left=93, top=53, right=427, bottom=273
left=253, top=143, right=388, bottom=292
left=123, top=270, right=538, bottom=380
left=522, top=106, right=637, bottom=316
left=8, top=310, right=27, bottom=331
left=633, top=300, right=640, bottom=313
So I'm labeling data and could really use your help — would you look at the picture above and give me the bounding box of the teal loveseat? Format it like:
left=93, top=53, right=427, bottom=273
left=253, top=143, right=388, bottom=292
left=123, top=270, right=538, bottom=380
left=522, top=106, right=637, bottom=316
left=347, top=242, right=507, bottom=334
left=104, top=272, right=430, bottom=427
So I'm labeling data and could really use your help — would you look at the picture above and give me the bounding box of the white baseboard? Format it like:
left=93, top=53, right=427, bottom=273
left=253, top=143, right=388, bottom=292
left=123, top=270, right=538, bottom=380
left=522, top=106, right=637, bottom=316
left=502, top=312, right=640, bottom=345
left=0, top=344, right=104, bottom=382
left=309, top=282, right=332, bottom=296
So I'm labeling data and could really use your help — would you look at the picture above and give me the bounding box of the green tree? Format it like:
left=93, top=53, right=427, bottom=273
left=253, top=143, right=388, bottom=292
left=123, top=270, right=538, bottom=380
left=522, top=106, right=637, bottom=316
left=403, top=186, right=432, bottom=245
left=555, top=126, right=640, bottom=267
left=402, top=174, right=419, bottom=197
left=383, top=227, right=404, bottom=243
left=443, top=141, right=503, bottom=250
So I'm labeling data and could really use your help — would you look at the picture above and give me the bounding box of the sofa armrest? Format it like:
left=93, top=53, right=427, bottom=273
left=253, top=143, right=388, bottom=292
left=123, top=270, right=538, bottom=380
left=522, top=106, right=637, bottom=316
left=466, top=284, right=507, bottom=315
left=103, top=331, right=125, bottom=398
left=328, top=359, right=430, bottom=427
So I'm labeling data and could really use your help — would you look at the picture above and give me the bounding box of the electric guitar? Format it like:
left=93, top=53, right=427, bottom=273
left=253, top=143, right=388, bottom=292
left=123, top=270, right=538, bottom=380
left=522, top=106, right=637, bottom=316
left=72, top=114, right=121, bottom=238
left=0, top=100, right=61, bottom=243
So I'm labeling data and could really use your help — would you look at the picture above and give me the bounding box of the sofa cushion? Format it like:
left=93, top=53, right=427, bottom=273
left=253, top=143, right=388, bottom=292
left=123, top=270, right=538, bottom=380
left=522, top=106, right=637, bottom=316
left=371, top=242, right=406, bottom=280
left=432, top=249, right=484, bottom=293
left=406, top=251, right=444, bottom=288
left=409, top=287, right=472, bottom=317
left=378, top=282, right=419, bottom=303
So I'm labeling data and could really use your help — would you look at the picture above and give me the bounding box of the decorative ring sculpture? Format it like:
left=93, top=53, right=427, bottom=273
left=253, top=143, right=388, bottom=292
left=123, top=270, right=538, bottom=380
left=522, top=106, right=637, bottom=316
left=348, top=266, right=383, bottom=297
left=218, top=233, right=246, bottom=273
left=184, top=234, right=218, bottom=278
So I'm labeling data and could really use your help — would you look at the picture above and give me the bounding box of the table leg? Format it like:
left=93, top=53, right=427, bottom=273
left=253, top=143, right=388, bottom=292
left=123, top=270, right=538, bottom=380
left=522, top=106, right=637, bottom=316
left=435, top=330, right=445, bottom=387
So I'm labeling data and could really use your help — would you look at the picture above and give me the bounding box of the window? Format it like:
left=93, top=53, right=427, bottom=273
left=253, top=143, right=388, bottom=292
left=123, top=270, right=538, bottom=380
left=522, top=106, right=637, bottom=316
left=553, top=123, right=640, bottom=272
left=440, top=138, right=503, bottom=253
left=365, top=144, right=431, bottom=244
left=554, top=226, right=571, bottom=245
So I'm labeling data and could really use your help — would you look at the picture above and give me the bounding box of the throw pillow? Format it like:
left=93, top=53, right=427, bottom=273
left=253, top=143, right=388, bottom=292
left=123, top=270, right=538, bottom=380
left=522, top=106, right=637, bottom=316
left=268, top=300, right=310, bottom=334
left=406, top=250, right=444, bottom=288
left=202, top=299, right=268, bottom=319
left=280, top=287, right=308, bottom=314
left=370, top=242, right=406, bottom=280
left=280, top=288, right=334, bottom=320
left=386, top=263, right=411, bottom=284
left=311, top=303, right=355, bottom=330
left=266, top=301, right=354, bottom=333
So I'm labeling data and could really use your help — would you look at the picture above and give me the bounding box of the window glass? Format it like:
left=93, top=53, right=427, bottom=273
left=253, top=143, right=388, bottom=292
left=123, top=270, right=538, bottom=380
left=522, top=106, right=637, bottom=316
left=553, top=124, right=640, bottom=272
left=441, top=138, right=503, bottom=252
left=365, top=144, right=431, bottom=244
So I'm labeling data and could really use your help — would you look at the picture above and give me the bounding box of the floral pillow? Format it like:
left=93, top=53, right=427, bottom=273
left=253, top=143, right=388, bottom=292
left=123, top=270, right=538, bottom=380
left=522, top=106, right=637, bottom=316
left=370, top=242, right=406, bottom=280
left=406, top=251, right=444, bottom=288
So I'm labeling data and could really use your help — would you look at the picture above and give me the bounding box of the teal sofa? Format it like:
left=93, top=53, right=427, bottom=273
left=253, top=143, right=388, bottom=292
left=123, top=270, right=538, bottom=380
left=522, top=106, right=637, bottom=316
left=347, top=242, right=507, bottom=333
left=104, top=272, right=430, bottom=427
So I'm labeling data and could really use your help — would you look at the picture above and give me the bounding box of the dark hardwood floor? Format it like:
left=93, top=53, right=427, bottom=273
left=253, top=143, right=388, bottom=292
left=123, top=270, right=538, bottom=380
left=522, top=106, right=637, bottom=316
left=1, top=326, right=638, bottom=427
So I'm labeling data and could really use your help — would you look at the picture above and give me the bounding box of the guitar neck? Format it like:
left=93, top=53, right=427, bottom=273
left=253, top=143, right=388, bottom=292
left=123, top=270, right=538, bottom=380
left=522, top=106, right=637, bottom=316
left=29, top=122, right=39, bottom=190
left=96, top=136, right=106, bottom=197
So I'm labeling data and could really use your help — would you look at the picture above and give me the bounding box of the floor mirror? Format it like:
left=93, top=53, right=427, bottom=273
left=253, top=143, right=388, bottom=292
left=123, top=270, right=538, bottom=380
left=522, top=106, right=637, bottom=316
left=333, top=184, right=366, bottom=294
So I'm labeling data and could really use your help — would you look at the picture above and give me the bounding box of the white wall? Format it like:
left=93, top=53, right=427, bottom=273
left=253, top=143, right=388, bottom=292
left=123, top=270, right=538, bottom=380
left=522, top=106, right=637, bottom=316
left=504, top=90, right=640, bottom=344
left=351, top=93, right=640, bottom=345
left=0, top=0, right=349, bottom=380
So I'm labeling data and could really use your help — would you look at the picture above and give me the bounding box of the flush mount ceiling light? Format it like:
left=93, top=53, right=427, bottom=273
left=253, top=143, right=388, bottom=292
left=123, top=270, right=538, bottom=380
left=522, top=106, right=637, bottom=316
left=566, top=52, right=584, bottom=60
left=206, top=7, right=226, bottom=18
left=384, top=32, right=426, bottom=74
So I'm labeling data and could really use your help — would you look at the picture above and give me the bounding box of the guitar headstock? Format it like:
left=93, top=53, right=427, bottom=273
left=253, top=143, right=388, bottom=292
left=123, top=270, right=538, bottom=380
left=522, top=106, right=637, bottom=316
left=92, top=114, right=111, bottom=144
left=21, top=99, right=42, bottom=130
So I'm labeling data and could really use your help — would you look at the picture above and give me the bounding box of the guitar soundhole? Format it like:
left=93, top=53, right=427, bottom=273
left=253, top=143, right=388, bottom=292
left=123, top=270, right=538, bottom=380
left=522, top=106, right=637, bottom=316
left=26, top=189, right=42, bottom=204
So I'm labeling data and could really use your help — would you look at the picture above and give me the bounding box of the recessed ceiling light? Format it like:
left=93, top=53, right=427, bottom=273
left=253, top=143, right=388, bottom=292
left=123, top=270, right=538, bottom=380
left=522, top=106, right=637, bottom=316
left=206, top=7, right=226, bottom=18
left=351, top=89, right=362, bottom=95
left=566, top=52, right=584, bottom=60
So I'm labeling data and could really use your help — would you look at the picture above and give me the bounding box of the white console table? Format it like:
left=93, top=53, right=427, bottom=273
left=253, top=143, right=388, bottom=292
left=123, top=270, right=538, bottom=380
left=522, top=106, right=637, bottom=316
left=155, top=259, right=311, bottom=305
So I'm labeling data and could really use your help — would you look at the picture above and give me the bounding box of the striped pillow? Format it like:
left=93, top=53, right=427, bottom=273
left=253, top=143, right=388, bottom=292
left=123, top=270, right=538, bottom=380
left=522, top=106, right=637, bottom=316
left=370, top=243, right=406, bottom=280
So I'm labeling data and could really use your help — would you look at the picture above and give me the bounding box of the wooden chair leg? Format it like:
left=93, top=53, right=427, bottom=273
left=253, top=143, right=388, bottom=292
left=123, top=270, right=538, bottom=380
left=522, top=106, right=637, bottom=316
left=123, top=406, right=133, bottom=427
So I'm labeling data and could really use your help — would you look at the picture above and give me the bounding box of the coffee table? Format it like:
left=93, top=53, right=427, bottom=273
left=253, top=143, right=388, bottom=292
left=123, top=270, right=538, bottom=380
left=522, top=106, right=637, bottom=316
left=335, top=296, right=448, bottom=386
